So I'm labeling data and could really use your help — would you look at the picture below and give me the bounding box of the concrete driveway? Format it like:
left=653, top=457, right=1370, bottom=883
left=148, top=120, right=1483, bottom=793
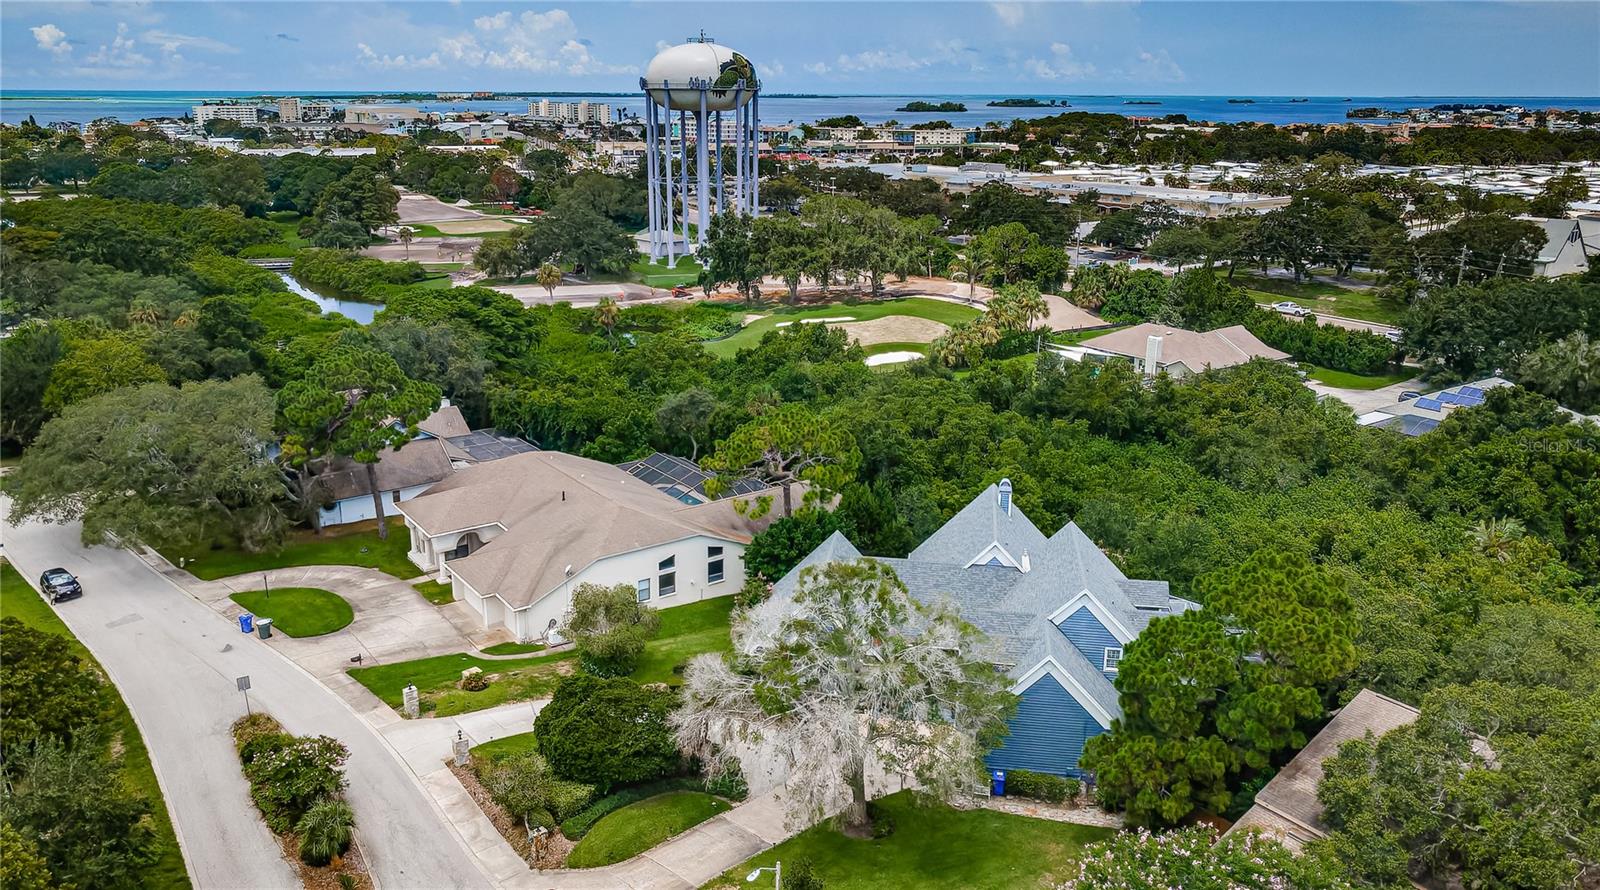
left=1, top=512, right=494, bottom=890
left=1306, top=376, right=1424, bottom=414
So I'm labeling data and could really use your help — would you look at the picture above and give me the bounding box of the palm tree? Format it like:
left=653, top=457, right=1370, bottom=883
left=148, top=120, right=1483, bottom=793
left=950, top=251, right=992, bottom=304
left=127, top=301, right=161, bottom=327
left=1470, top=517, right=1526, bottom=562
left=594, top=296, right=620, bottom=347
left=536, top=262, right=563, bottom=300
left=397, top=226, right=414, bottom=258
left=173, top=309, right=199, bottom=329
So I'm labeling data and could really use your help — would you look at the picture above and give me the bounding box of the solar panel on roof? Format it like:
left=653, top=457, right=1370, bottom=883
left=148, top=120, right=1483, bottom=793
left=1458, top=386, right=1485, bottom=398
left=1400, top=416, right=1441, bottom=436
left=1413, top=397, right=1445, bottom=411
left=1458, top=393, right=1485, bottom=406
left=1439, top=391, right=1466, bottom=405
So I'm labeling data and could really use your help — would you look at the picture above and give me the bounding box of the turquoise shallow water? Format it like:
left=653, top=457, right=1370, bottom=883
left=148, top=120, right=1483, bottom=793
left=4, top=90, right=1597, bottom=127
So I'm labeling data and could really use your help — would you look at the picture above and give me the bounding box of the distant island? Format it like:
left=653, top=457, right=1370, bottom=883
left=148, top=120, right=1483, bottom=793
left=987, top=98, right=1067, bottom=108
left=1290, top=98, right=1310, bottom=103
left=1228, top=98, right=1256, bottom=104
left=1346, top=107, right=1406, bottom=119
left=1124, top=100, right=1162, bottom=106
left=897, top=101, right=967, bottom=112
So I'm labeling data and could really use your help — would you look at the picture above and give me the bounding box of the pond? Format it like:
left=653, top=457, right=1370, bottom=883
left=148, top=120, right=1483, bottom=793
left=276, top=272, right=382, bottom=325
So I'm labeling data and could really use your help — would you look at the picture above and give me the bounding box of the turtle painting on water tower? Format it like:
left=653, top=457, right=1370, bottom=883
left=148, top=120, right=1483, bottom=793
left=643, top=40, right=761, bottom=112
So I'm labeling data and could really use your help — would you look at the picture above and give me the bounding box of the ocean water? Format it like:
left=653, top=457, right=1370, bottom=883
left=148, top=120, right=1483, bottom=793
left=3, top=90, right=1598, bottom=128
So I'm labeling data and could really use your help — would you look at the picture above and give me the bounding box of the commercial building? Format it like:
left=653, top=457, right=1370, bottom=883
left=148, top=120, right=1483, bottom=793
left=528, top=99, right=616, bottom=125
left=193, top=103, right=259, bottom=125
left=345, top=104, right=426, bottom=126
left=276, top=97, right=334, bottom=123
left=437, top=118, right=510, bottom=142
left=871, top=162, right=1291, bottom=218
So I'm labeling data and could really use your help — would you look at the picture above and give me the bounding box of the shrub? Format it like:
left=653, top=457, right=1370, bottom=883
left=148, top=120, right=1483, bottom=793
left=481, top=751, right=595, bottom=829
left=239, top=731, right=295, bottom=768
left=231, top=713, right=285, bottom=753
left=1244, top=308, right=1394, bottom=374
left=703, top=760, right=749, bottom=801
left=786, top=858, right=825, bottom=890
left=461, top=671, right=490, bottom=692
left=561, top=583, right=661, bottom=677
left=242, top=735, right=349, bottom=833
left=558, top=778, right=706, bottom=840
left=735, top=576, right=770, bottom=608
left=535, top=674, right=680, bottom=794
left=867, top=800, right=895, bottom=838
left=296, top=798, right=355, bottom=866
left=1005, top=769, right=1080, bottom=803
left=742, top=511, right=842, bottom=582
left=0, top=617, right=105, bottom=756
left=290, top=248, right=424, bottom=297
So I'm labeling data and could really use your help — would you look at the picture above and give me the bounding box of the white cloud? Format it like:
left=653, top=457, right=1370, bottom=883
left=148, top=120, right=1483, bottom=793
left=991, top=2, right=1025, bottom=28
left=1022, top=42, right=1096, bottom=80
left=763, top=60, right=786, bottom=78
left=1119, top=48, right=1185, bottom=83
left=357, top=7, right=627, bottom=77
left=31, top=23, right=70, bottom=56
left=85, top=23, right=150, bottom=69
left=357, top=42, right=441, bottom=71
left=142, top=29, right=237, bottom=55
left=803, top=61, right=830, bottom=75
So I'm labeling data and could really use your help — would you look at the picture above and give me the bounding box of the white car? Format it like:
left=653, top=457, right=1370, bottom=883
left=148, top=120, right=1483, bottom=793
left=1272, top=301, right=1311, bottom=317
left=1383, top=330, right=1403, bottom=343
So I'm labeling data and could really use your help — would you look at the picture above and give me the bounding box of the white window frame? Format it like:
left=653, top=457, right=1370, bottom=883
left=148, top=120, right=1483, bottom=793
left=707, top=545, right=725, bottom=584
left=1103, top=647, right=1123, bottom=672
left=657, top=555, right=676, bottom=597
left=636, top=578, right=650, bottom=602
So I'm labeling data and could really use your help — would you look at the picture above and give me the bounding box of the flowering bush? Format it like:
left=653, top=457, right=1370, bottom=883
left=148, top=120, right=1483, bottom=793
left=1060, top=826, right=1352, bottom=890
left=242, top=735, right=350, bottom=833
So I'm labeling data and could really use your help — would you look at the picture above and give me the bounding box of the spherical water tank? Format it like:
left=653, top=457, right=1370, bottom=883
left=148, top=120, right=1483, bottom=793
left=644, top=41, right=759, bottom=112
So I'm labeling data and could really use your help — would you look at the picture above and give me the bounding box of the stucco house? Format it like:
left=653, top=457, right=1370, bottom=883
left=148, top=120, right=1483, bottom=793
left=768, top=479, right=1197, bottom=778
left=397, top=450, right=779, bottom=641
left=1057, top=322, right=1291, bottom=379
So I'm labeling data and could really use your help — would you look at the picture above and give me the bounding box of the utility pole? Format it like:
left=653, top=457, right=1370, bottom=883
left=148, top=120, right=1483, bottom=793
left=1455, top=244, right=1470, bottom=286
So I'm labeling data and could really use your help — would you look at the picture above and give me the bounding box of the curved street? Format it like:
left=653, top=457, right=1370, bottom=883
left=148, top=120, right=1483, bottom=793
left=0, top=508, right=493, bottom=890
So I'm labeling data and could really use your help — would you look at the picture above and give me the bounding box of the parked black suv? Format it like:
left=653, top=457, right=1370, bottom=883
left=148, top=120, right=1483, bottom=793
left=39, top=568, right=83, bottom=604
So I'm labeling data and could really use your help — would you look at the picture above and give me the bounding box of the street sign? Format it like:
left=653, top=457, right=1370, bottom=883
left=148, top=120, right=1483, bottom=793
left=236, top=676, right=251, bottom=692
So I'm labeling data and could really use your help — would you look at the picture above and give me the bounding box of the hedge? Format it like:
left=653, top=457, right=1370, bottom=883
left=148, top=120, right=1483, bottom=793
left=1243, top=308, right=1395, bottom=374
left=1005, top=769, right=1082, bottom=803
left=559, top=777, right=706, bottom=840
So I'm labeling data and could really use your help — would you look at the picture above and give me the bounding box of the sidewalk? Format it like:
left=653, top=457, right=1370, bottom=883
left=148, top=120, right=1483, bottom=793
left=144, top=553, right=812, bottom=888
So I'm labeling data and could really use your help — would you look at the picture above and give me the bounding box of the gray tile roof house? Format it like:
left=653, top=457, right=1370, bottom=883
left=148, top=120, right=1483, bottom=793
left=766, top=479, right=1198, bottom=777
left=1060, top=322, right=1290, bottom=379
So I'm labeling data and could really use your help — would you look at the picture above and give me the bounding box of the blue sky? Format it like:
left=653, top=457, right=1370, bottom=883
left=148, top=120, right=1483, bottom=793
left=3, top=1, right=1597, bottom=95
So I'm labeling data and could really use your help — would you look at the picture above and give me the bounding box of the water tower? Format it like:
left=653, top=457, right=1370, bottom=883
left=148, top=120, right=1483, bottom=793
left=641, top=34, right=761, bottom=264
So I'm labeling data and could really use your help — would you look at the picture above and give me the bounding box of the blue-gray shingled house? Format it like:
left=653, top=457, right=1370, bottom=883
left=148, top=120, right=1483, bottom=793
left=771, top=479, right=1198, bottom=778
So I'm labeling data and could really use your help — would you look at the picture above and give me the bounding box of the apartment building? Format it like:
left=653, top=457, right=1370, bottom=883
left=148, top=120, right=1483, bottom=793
left=193, top=104, right=259, bottom=125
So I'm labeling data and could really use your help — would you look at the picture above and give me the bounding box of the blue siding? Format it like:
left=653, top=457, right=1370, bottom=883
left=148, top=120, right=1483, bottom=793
left=985, top=674, right=1106, bottom=778
left=1058, top=606, right=1122, bottom=681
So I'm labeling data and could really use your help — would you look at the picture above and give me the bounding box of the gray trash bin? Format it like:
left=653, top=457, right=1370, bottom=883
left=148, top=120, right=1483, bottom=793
left=256, top=618, right=274, bottom=639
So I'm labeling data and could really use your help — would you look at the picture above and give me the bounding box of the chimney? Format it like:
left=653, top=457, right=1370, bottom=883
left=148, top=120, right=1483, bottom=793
left=1143, top=335, right=1163, bottom=377
left=998, top=478, right=1013, bottom=516
left=1020, top=549, right=1031, bottom=573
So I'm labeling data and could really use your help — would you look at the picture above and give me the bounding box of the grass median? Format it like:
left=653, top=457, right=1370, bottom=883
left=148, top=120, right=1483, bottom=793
left=229, top=587, right=353, bottom=637
left=565, top=791, right=730, bottom=868
left=705, top=298, right=981, bottom=358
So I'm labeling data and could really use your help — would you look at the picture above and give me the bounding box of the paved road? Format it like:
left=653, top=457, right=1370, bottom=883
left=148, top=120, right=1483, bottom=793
left=1, top=512, right=493, bottom=890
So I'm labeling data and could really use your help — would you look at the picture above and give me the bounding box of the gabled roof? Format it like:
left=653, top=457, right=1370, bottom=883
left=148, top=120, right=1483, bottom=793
left=317, top=438, right=453, bottom=501
left=400, top=451, right=780, bottom=609
left=416, top=403, right=472, bottom=439
left=770, top=482, right=1199, bottom=723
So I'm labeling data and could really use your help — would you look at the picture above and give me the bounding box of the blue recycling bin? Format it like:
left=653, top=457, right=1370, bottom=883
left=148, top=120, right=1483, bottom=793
left=238, top=613, right=254, bottom=634
left=991, top=769, right=1006, bottom=796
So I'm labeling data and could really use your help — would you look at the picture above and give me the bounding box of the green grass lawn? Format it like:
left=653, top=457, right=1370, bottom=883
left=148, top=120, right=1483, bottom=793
left=566, top=791, right=730, bottom=868
left=350, top=649, right=576, bottom=717
left=1241, top=276, right=1401, bottom=325
left=1050, top=324, right=1128, bottom=347
left=629, top=597, right=737, bottom=686
left=705, top=298, right=981, bottom=358
left=397, top=223, right=518, bottom=239
left=350, top=595, right=737, bottom=715
left=631, top=256, right=704, bottom=288
left=1305, top=365, right=1417, bottom=390
left=418, top=273, right=455, bottom=290
left=229, top=587, right=353, bottom=637
left=862, top=341, right=932, bottom=358
left=239, top=212, right=310, bottom=259
left=710, top=790, right=1112, bottom=890
left=160, top=519, right=420, bottom=581
left=480, top=640, right=548, bottom=656
left=413, top=579, right=454, bottom=605
left=0, top=562, right=192, bottom=889
left=469, top=731, right=539, bottom=764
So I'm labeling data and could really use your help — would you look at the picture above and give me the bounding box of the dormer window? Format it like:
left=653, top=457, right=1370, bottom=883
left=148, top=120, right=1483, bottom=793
left=998, top=478, right=1013, bottom=516
left=1103, top=647, right=1123, bottom=672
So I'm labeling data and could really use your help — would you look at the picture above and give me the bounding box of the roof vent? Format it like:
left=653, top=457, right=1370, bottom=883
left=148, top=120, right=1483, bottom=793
left=1020, top=549, right=1031, bottom=573
left=998, top=478, right=1013, bottom=516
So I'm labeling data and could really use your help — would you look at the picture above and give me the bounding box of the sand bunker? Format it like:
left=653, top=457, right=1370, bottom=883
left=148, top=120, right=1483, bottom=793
left=833, top=315, right=950, bottom=348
